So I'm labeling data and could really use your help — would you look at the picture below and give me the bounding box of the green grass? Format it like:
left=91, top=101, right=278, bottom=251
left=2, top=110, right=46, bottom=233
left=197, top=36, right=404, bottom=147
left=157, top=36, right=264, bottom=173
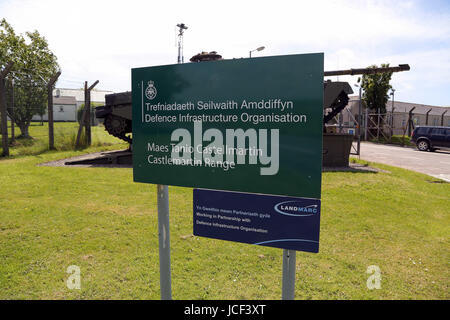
left=1, top=121, right=127, bottom=157
left=0, top=149, right=448, bottom=299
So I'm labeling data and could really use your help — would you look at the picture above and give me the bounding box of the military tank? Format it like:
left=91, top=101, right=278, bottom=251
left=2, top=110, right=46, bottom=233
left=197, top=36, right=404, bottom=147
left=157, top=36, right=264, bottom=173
left=95, top=52, right=409, bottom=154
left=95, top=90, right=132, bottom=143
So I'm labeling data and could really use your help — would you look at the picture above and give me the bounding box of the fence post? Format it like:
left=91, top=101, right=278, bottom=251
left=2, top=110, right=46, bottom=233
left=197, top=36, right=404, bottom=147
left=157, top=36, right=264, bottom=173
left=47, top=71, right=61, bottom=150
left=75, top=80, right=99, bottom=148
left=407, top=107, right=416, bottom=137
left=0, top=62, right=14, bottom=157
left=441, top=110, right=447, bottom=127
left=425, top=108, right=432, bottom=126
left=75, top=82, right=88, bottom=148
left=85, top=80, right=99, bottom=146
left=376, top=113, right=380, bottom=141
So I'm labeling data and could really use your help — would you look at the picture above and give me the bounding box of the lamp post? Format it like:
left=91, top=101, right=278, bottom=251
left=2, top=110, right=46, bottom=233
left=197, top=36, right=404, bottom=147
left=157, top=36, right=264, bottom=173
left=249, top=46, right=265, bottom=58
left=390, top=88, right=395, bottom=113
left=176, top=23, right=188, bottom=64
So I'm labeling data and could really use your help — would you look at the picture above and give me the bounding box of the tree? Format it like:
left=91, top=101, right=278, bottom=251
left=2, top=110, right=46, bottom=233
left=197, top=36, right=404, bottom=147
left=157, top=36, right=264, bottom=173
left=357, top=63, right=393, bottom=140
left=0, top=19, right=60, bottom=138
left=358, top=63, right=393, bottom=114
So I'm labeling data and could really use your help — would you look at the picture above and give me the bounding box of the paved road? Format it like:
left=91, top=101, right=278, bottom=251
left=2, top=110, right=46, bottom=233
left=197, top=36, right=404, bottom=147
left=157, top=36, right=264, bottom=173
left=358, top=142, right=450, bottom=182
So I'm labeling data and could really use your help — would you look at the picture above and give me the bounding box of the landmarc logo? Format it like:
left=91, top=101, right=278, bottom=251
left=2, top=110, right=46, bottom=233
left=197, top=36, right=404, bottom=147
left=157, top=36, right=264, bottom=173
left=145, top=81, right=157, bottom=100
left=274, top=201, right=318, bottom=216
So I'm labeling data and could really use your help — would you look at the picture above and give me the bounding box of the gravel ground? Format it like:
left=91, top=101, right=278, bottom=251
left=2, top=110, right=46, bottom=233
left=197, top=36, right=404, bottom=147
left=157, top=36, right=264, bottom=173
left=39, top=150, right=383, bottom=173
left=38, top=150, right=132, bottom=168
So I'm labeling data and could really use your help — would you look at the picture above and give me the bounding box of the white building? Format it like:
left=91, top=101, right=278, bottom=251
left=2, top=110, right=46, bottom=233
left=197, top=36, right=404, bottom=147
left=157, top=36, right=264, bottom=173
left=53, top=88, right=113, bottom=107
left=30, top=87, right=114, bottom=122
left=28, top=88, right=112, bottom=122
left=32, top=96, right=78, bottom=122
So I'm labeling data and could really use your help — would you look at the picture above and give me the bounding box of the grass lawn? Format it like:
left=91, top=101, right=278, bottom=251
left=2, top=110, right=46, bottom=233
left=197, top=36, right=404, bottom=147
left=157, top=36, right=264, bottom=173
left=0, top=136, right=448, bottom=299
left=2, top=121, right=127, bottom=157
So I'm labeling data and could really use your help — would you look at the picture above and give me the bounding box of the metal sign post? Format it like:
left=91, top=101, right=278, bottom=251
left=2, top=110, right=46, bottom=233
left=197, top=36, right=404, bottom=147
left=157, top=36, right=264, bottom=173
left=157, top=184, right=172, bottom=300
left=282, top=249, right=296, bottom=300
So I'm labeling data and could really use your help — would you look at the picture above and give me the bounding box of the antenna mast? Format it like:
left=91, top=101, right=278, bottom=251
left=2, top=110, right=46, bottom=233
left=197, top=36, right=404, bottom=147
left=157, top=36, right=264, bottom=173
left=176, top=23, right=188, bottom=64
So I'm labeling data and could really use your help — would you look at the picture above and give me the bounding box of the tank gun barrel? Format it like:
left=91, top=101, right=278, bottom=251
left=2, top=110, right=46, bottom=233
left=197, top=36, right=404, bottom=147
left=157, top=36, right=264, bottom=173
left=324, top=64, right=410, bottom=77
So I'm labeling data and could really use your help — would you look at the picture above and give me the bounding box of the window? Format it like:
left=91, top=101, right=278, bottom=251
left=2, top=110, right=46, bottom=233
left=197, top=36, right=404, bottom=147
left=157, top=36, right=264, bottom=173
left=416, top=127, right=427, bottom=134
left=431, top=128, right=445, bottom=135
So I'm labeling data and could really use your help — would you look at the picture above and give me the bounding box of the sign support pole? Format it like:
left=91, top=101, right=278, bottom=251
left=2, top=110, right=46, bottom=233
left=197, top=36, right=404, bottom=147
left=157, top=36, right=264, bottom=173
left=157, top=184, right=172, bottom=300
left=281, top=249, right=296, bottom=300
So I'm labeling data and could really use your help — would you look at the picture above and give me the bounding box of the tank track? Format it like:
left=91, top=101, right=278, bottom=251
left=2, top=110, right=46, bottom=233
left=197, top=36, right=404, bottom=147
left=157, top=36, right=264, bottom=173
left=104, top=114, right=132, bottom=144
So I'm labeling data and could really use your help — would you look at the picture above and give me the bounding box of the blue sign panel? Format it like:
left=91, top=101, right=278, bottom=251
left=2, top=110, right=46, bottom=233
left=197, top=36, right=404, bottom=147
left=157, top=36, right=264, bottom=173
left=193, top=189, right=321, bottom=253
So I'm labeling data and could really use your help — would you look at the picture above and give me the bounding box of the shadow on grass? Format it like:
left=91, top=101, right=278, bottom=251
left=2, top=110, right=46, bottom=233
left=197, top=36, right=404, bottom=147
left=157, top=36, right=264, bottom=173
left=323, top=167, right=379, bottom=174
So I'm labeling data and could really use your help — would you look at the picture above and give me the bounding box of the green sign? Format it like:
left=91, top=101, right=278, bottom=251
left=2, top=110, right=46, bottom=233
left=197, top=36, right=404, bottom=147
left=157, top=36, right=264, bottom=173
left=132, top=53, right=324, bottom=198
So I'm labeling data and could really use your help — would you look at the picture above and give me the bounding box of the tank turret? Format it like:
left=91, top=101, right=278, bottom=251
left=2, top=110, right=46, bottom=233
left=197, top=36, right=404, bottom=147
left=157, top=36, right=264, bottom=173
left=190, top=51, right=222, bottom=62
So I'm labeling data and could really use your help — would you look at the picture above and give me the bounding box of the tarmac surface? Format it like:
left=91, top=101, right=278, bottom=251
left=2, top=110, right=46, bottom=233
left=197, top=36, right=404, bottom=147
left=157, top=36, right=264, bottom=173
left=358, top=142, right=450, bottom=182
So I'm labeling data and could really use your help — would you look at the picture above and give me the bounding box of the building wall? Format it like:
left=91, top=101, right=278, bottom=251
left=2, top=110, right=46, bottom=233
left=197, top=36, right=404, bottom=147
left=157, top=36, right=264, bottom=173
left=31, top=103, right=78, bottom=122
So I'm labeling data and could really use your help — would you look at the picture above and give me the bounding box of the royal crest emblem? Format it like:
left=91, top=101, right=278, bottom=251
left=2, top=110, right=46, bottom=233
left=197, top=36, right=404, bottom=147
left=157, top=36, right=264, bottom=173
left=145, top=81, right=157, bottom=100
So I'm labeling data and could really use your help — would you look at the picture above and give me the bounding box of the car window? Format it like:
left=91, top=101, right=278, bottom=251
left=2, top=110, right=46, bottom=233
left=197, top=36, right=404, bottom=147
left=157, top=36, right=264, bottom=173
left=416, top=127, right=426, bottom=134
left=431, top=128, right=445, bottom=135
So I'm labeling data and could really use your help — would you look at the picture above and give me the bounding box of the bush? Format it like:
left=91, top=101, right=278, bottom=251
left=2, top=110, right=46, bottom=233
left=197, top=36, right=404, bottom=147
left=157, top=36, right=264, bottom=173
left=370, top=135, right=414, bottom=147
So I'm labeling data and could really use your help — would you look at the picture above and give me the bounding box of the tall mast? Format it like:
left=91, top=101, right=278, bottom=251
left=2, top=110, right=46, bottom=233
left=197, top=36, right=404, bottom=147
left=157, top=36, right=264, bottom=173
left=176, top=23, right=188, bottom=64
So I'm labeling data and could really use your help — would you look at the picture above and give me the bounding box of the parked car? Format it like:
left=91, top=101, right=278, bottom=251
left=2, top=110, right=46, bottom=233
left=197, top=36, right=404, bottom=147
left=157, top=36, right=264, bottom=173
left=411, top=126, right=450, bottom=151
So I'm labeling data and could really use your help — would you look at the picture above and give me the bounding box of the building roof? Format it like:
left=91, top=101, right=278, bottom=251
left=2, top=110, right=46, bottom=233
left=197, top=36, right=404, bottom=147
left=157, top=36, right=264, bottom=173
left=349, top=96, right=449, bottom=115
left=54, top=88, right=113, bottom=103
left=53, top=96, right=77, bottom=105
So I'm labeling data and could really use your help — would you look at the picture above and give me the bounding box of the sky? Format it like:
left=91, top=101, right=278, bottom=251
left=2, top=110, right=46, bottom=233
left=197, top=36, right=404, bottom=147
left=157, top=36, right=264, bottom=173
left=1, top=0, right=449, bottom=106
